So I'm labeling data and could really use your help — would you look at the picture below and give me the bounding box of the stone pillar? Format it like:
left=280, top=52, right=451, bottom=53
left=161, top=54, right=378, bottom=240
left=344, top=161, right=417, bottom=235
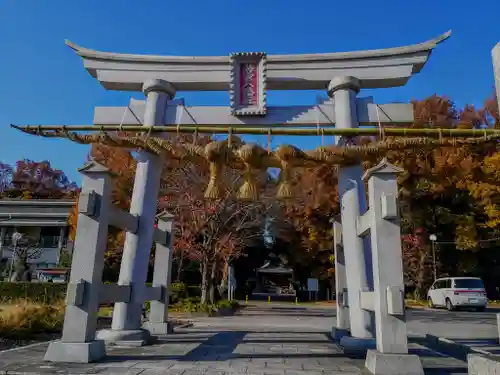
left=493, top=43, right=500, bottom=114
left=497, top=313, right=500, bottom=345
left=106, top=79, right=176, bottom=345
left=363, top=159, right=423, bottom=375
left=0, top=227, right=6, bottom=266
left=143, top=212, right=174, bottom=335
left=331, top=219, right=350, bottom=339
left=44, top=160, right=112, bottom=363
left=365, top=160, right=407, bottom=353
left=328, top=76, right=374, bottom=341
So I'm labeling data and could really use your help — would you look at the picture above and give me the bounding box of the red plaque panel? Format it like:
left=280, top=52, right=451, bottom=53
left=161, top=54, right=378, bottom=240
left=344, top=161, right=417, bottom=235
left=230, top=52, right=267, bottom=116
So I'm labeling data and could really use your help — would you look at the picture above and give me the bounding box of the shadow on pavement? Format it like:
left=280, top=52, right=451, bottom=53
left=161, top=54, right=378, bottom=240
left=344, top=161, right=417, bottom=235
left=99, top=330, right=345, bottom=363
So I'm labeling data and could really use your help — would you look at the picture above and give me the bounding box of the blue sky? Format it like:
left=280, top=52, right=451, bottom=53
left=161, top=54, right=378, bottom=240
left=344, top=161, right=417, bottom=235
left=1, top=0, right=499, bottom=184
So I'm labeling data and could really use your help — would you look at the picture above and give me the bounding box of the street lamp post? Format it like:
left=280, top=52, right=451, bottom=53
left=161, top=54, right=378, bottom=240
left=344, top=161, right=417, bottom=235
left=429, top=234, right=437, bottom=281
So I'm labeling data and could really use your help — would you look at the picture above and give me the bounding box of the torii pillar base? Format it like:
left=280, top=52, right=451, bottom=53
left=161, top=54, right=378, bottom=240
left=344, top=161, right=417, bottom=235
left=96, top=328, right=154, bottom=347
left=365, top=350, right=424, bottom=375
left=340, top=336, right=376, bottom=356
left=331, top=327, right=350, bottom=341
left=44, top=340, right=106, bottom=363
left=143, top=321, right=174, bottom=335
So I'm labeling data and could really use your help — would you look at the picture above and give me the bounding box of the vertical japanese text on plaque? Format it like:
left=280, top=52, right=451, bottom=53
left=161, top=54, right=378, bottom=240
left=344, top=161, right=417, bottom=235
left=239, top=63, right=258, bottom=106
left=229, top=52, right=267, bottom=116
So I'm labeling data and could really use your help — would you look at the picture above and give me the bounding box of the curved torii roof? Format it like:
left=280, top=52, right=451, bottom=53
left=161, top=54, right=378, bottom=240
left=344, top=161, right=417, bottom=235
left=66, top=31, right=451, bottom=92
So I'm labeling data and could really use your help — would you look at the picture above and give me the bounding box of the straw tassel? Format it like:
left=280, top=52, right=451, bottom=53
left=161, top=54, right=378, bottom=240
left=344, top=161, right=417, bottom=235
left=277, top=166, right=293, bottom=199
left=238, top=169, right=259, bottom=200
left=275, top=145, right=301, bottom=199
left=236, top=143, right=267, bottom=200
left=203, top=141, right=227, bottom=199
left=205, top=163, right=224, bottom=199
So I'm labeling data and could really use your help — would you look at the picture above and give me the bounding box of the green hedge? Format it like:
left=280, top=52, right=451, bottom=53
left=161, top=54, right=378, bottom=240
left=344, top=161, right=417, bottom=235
left=170, top=282, right=201, bottom=300
left=0, top=282, right=202, bottom=304
left=0, top=282, right=67, bottom=304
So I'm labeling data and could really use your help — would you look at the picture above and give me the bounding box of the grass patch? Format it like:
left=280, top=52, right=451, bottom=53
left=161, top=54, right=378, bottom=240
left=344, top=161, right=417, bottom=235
left=0, top=297, right=240, bottom=340
left=0, top=300, right=65, bottom=339
left=405, top=299, right=427, bottom=306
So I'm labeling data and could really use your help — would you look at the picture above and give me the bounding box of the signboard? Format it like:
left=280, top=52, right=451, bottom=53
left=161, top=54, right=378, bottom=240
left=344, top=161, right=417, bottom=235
left=229, top=52, right=267, bottom=116
left=307, top=278, right=319, bottom=292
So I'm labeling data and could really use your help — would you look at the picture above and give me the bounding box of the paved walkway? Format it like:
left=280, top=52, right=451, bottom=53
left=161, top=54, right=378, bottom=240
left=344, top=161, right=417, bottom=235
left=0, top=303, right=469, bottom=375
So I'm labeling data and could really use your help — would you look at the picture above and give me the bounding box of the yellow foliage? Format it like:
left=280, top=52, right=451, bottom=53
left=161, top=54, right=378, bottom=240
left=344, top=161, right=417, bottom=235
left=467, top=152, right=500, bottom=229
left=454, top=215, right=478, bottom=250
left=308, top=228, right=318, bottom=242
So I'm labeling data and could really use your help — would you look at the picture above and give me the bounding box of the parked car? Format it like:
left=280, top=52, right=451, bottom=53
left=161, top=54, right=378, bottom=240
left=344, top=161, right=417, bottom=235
left=427, top=277, right=487, bottom=311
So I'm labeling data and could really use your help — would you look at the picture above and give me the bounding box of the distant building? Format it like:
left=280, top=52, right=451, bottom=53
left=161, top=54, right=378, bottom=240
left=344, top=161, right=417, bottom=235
left=0, top=199, right=75, bottom=271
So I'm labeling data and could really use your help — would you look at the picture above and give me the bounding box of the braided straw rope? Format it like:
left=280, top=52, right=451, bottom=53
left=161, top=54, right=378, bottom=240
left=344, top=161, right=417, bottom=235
left=18, top=127, right=499, bottom=199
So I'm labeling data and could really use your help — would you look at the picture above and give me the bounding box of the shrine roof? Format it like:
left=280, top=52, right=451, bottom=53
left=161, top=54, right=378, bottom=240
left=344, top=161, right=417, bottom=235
left=65, top=31, right=451, bottom=92
left=257, top=261, right=293, bottom=274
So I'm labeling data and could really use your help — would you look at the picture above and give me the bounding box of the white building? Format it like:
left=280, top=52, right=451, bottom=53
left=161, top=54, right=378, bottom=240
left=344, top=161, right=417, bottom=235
left=0, top=199, right=75, bottom=270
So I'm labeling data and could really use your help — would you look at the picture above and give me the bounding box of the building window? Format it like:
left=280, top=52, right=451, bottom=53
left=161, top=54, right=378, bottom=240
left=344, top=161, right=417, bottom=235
left=2, top=227, right=68, bottom=248
left=2, top=227, right=16, bottom=246
left=39, top=227, right=66, bottom=248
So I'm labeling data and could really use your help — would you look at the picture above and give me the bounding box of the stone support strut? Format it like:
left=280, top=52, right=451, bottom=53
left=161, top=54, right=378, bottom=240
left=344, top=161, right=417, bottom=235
left=143, top=212, right=175, bottom=335
left=103, top=79, right=175, bottom=345
left=363, top=161, right=407, bottom=354
left=360, top=160, right=424, bottom=375
left=44, top=161, right=112, bottom=363
left=331, top=220, right=350, bottom=340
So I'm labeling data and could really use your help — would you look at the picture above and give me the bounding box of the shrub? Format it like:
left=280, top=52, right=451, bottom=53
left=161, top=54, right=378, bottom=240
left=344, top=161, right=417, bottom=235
left=216, top=299, right=240, bottom=309
left=170, top=283, right=201, bottom=302
left=0, top=300, right=65, bottom=339
left=170, top=298, right=214, bottom=314
left=169, top=298, right=240, bottom=314
left=0, top=281, right=202, bottom=305
left=0, top=282, right=67, bottom=304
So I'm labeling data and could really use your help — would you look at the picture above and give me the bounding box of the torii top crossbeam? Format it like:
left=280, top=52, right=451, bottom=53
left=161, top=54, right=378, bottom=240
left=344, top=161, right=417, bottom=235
left=66, top=31, right=451, bottom=93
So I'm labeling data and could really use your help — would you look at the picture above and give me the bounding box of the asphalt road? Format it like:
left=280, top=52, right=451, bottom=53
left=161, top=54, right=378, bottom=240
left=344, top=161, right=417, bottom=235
left=190, top=302, right=499, bottom=340
left=406, top=306, right=499, bottom=339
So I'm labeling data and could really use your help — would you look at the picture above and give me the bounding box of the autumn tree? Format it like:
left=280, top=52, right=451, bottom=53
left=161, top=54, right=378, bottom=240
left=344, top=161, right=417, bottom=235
left=269, top=164, right=339, bottom=290
left=380, top=94, right=499, bottom=297
left=0, top=163, right=13, bottom=195
left=158, top=136, right=268, bottom=304
left=62, top=92, right=500, bottom=299
left=0, top=159, right=77, bottom=199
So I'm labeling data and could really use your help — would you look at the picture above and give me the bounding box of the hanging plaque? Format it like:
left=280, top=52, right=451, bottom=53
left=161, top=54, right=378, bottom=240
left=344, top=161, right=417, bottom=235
left=229, top=52, right=267, bottom=116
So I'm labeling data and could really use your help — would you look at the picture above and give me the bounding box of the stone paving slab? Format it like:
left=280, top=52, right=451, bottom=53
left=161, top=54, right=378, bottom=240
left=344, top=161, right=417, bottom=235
left=0, top=329, right=470, bottom=375
left=0, top=329, right=367, bottom=375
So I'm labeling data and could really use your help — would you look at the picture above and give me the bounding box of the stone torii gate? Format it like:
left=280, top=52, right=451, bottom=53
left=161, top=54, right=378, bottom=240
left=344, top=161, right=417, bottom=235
left=42, top=31, right=450, bottom=375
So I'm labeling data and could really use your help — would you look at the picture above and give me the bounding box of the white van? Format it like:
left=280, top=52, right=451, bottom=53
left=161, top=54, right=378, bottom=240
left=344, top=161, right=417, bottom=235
left=427, top=277, right=487, bottom=311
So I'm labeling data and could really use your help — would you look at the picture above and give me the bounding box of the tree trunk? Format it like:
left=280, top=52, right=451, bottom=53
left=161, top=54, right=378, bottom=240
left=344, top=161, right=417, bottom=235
left=176, top=250, right=185, bottom=282
left=200, top=257, right=209, bottom=305
left=330, top=278, right=335, bottom=300
left=209, top=259, right=217, bottom=304
left=414, top=251, right=428, bottom=300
